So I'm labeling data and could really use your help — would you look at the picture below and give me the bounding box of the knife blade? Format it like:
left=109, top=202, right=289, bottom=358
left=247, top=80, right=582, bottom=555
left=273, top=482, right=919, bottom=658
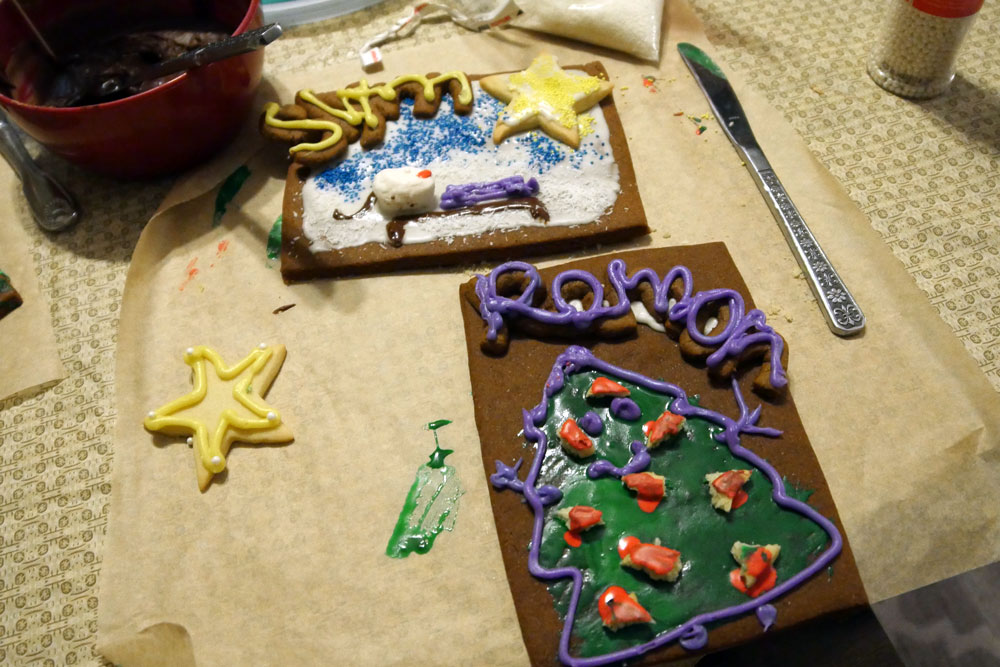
left=677, top=42, right=864, bottom=336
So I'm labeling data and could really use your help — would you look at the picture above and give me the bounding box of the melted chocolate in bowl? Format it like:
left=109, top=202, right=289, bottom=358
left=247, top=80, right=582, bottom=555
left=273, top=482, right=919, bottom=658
left=43, top=26, right=231, bottom=107
left=0, top=0, right=264, bottom=178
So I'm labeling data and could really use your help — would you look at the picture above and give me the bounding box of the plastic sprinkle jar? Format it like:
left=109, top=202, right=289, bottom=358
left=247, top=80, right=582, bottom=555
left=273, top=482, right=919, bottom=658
left=867, top=0, right=983, bottom=98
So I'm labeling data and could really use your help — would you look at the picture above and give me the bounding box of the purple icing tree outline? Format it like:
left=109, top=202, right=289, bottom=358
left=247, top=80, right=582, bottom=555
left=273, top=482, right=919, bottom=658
left=490, top=345, right=842, bottom=667
left=473, top=259, right=788, bottom=391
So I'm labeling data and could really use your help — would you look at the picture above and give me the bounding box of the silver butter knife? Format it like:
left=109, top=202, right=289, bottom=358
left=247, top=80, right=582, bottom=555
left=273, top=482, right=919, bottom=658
left=678, top=42, right=864, bottom=336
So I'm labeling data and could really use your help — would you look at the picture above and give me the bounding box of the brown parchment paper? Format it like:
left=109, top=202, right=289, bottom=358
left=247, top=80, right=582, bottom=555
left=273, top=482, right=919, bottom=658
left=98, top=1, right=1000, bottom=664
left=0, top=171, right=65, bottom=400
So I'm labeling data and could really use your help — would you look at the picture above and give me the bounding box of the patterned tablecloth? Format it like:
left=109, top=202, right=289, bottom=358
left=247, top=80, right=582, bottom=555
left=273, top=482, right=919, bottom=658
left=0, top=0, right=997, bottom=664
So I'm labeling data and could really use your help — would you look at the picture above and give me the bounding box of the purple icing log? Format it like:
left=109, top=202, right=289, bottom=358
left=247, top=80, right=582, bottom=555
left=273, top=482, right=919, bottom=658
left=440, top=175, right=540, bottom=209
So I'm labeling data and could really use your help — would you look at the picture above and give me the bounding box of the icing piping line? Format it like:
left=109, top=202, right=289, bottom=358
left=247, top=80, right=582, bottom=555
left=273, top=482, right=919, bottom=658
left=474, top=259, right=788, bottom=390
left=491, top=345, right=841, bottom=667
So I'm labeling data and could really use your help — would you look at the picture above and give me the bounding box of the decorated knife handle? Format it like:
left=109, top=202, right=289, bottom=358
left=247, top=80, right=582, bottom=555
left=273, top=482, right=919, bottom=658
left=753, top=168, right=865, bottom=336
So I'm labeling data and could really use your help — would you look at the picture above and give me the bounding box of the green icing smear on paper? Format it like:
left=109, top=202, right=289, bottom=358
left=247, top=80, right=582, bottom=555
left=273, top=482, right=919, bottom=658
left=536, top=370, right=827, bottom=658
left=213, top=165, right=252, bottom=227
left=267, top=215, right=282, bottom=261
left=386, top=419, right=463, bottom=558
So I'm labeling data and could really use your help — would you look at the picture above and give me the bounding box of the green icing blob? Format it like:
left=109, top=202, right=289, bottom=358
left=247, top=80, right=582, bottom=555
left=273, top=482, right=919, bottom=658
left=267, top=215, right=282, bottom=260
left=535, top=370, right=827, bottom=658
left=386, top=421, right=463, bottom=558
left=213, top=165, right=252, bottom=227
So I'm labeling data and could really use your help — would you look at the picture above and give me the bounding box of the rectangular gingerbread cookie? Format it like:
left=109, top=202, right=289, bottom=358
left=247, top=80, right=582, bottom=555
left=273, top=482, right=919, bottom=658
left=458, top=244, right=867, bottom=666
left=262, top=58, right=648, bottom=281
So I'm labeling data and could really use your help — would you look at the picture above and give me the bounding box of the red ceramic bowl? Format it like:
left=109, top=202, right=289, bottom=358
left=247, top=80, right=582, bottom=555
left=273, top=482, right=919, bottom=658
left=0, top=0, right=263, bottom=179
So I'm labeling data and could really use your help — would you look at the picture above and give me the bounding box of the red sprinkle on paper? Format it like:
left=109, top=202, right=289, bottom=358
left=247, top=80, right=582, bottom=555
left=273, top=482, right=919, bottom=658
left=598, top=585, right=652, bottom=629
left=673, top=111, right=685, bottom=116
left=587, top=377, right=630, bottom=398
left=417, top=169, right=432, bottom=178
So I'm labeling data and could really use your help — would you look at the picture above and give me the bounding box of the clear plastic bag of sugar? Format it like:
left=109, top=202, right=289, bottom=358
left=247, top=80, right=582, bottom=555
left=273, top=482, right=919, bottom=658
left=512, top=0, right=665, bottom=62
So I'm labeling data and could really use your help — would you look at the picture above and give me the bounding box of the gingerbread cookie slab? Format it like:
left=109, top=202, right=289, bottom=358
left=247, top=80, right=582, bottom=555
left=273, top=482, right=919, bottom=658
left=262, top=57, right=648, bottom=281
left=458, top=245, right=866, bottom=665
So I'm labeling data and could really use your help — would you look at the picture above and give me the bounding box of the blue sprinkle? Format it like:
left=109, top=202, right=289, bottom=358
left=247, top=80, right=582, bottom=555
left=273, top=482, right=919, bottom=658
left=312, top=92, right=594, bottom=199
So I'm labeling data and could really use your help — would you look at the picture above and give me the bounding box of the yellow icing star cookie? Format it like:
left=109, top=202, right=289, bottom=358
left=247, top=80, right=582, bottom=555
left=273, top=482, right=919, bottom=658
left=144, top=344, right=293, bottom=491
left=479, top=52, right=614, bottom=149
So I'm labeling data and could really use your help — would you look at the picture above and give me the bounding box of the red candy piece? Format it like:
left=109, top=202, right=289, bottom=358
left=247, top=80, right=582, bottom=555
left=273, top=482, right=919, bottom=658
left=597, top=585, right=652, bottom=630
left=560, top=506, right=603, bottom=548
left=618, top=536, right=681, bottom=579
left=566, top=506, right=603, bottom=532
left=712, top=470, right=746, bottom=497
left=587, top=377, right=630, bottom=398
left=558, top=419, right=595, bottom=456
left=417, top=169, right=432, bottom=178
left=731, top=490, right=749, bottom=510
left=712, top=470, right=751, bottom=509
left=622, top=472, right=665, bottom=513
left=643, top=410, right=685, bottom=448
left=730, top=547, right=779, bottom=598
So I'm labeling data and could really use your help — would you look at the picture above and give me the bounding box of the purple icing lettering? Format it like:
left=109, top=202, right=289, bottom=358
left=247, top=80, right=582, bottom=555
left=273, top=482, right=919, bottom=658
left=473, top=259, right=788, bottom=390
left=610, top=397, right=641, bottom=421
left=578, top=411, right=603, bottom=436
left=490, top=345, right=841, bottom=667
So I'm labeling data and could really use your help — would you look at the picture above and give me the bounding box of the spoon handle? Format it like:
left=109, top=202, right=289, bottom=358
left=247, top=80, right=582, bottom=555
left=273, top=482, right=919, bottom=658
left=134, top=24, right=283, bottom=85
left=0, top=109, right=80, bottom=232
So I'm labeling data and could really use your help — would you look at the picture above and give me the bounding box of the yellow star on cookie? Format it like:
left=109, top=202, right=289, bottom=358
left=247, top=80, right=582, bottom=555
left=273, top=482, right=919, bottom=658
left=144, top=344, right=293, bottom=492
left=479, top=52, right=614, bottom=149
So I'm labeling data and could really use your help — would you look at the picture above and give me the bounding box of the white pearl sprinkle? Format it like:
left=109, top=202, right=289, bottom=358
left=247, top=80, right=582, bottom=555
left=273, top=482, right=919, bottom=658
left=210, top=455, right=222, bottom=466
left=259, top=342, right=267, bottom=349
left=186, top=437, right=193, bottom=446
left=266, top=412, right=277, bottom=421
left=185, top=347, right=195, bottom=356
left=147, top=411, right=156, bottom=418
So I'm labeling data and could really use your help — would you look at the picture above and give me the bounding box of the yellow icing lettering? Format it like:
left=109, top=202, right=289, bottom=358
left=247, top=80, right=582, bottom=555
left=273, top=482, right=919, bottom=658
left=264, top=71, right=472, bottom=155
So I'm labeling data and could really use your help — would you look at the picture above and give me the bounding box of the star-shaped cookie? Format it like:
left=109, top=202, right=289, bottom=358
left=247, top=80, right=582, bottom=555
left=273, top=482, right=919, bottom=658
left=479, top=52, right=614, bottom=149
left=144, top=344, right=293, bottom=491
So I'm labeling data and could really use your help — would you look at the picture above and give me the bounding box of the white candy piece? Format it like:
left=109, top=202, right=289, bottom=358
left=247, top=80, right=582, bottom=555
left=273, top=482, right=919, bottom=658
left=372, top=167, right=437, bottom=218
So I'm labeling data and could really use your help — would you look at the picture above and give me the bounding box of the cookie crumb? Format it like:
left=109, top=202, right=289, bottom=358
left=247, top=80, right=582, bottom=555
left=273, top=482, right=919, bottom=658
left=273, top=303, right=296, bottom=314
